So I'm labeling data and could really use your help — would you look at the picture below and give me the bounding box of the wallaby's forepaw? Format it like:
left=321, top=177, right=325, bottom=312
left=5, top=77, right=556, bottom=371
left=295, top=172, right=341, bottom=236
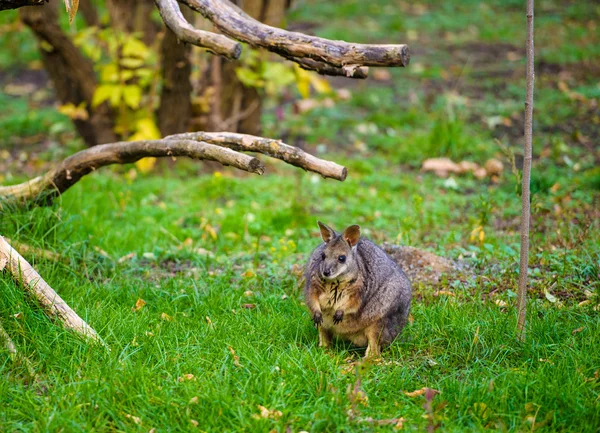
left=333, top=310, right=344, bottom=324
left=313, top=312, right=323, bottom=328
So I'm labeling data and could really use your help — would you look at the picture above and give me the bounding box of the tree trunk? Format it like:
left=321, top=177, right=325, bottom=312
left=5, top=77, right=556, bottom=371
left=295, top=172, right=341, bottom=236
left=198, top=0, right=289, bottom=135
left=106, top=0, right=158, bottom=45
left=157, top=3, right=194, bottom=136
left=19, top=0, right=116, bottom=147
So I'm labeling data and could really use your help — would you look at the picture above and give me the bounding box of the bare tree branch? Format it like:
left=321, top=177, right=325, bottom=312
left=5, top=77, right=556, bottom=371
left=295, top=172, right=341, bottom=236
left=167, top=131, right=348, bottom=181
left=293, top=57, right=369, bottom=79
left=155, top=0, right=241, bottom=59
left=0, top=0, right=45, bottom=11
left=175, top=0, right=409, bottom=73
left=0, top=139, right=264, bottom=206
left=0, top=236, right=101, bottom=343
left=0, top=134, right=346, bottom=206
left=517, top=0, right=535, bottom=340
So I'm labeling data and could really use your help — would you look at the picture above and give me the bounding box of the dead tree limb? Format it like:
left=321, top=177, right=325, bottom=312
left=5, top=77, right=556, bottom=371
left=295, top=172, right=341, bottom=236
left=181, top=0, right=409, bottom=67
left=153, top=0, right=408, bottom=78
left=155, top=0, right=241, bottom=59
left=293, top=57, right=369, bottom=79
left=167, top=131, right=348, bottom=180
left=0, top=236, right=101, bottom=343
left=0, top=0, right=45, bottom=10
left=0, top=139, right=265, bottom=206
left=0, top=135, right=346, bottom=206
left=516, top=0, right=535, bottom=340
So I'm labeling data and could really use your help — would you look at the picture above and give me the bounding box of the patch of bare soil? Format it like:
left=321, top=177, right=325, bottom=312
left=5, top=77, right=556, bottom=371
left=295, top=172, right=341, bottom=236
left=382, top=243, right=469, bottom=286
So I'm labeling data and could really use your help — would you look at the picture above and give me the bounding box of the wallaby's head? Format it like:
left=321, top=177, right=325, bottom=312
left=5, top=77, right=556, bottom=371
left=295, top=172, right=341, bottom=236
left=317, top=221, right=361, bottom=281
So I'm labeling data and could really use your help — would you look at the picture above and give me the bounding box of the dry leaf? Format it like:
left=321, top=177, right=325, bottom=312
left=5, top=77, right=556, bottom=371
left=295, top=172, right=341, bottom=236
left=433, top=290, right=455, bottom=297
left=254, top=405, right=282, bottom=420
left=118, top=252, right=136, bottom=263
left=421, top=158, right=461, bottom=177
left=190, top=419, right=199, bottom=427
left=404, top=388, right=427, bottom=397
left=125, top=414, right=142, bottom=425
left=244, top=290, right=254, bottom=297
left=228, top=346, right=243, bottom=367
left=177, top=374, right=196, bottom=382
left=572, top=327, right=584, bottom=335
left=372, top=69, right=392, bottom=81
left=404, top=387, right=439, bottom=398
left=484, top=158, right=503, bottom=175
left=242, top=269, right=256, bottom=278
left=243, top=303, right=256, bottom=309
left=494, top=299, right=508, bottom=307
left=132, top=298, right=146, bottom=312
left=189, top=396, right=199, bottom=404
left=161, top=312, right=173, bottom=322
left=205, top=316, right=213, bottom=326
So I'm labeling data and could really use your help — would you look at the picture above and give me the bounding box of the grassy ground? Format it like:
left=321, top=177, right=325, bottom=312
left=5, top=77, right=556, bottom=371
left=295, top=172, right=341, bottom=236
left=1, top=0, right=599, bottom=432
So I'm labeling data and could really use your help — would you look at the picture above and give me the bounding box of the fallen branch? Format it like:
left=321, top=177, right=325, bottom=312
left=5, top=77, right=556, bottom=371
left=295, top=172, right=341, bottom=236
left=154, top=0, right=241, bottom=59
left=166, top=0, right=408, bottom=75
left=167, top=131, right=348, bottom=181
left=0, top=236, right=101, bottom=342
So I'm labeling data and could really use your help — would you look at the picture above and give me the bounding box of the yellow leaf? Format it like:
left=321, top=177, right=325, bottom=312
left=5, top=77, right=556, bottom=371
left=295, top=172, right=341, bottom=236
left=309, top=73, right=332, bottom=94
left=129, top=118, right=161, bottom=141
left=161, top=312, right=173, bottom=322
left=58, top=102, right=88, bottom=120
left=92, top=84, right=117, bottom=108
left=135, top=157, right=157, bottom=174
left=122, top=37, right=149, bottom=59
left=120, top=57, right=145, bottom=69
left=123, top=85, right=142, bottom=109
left=294, top=65, right=311, bottom=99
left=100, top=64, right=119, bottom=83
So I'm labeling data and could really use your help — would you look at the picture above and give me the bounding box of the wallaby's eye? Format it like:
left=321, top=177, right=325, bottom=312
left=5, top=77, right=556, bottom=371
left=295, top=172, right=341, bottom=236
left=321, top=252, right=326, bottom=260
left=338, top=255, right=346, bottom=263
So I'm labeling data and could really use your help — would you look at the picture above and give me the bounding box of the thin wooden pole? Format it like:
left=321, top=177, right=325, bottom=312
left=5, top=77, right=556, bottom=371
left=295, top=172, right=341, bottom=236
left=517, top=0, right=535, bottom=340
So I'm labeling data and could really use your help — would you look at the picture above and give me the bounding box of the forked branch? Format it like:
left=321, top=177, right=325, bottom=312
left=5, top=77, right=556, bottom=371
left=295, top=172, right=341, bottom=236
left=167, top=131, right=347, bottom=181
left=154, top=0, right=241, bottom=59
left=0, top=134, right=346, bottom=207
left=153, top=0, right=409, bottom=78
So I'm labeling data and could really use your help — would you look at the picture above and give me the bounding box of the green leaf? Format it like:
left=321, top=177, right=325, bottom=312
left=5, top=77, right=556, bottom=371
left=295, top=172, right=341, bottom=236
left=235, top=68, right=264, bottom=88
left=123, top=85, right=142, bottom=109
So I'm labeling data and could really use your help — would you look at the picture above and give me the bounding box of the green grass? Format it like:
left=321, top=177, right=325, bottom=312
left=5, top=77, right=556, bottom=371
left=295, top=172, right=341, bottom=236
left=1, top=0, right=600, bottom=431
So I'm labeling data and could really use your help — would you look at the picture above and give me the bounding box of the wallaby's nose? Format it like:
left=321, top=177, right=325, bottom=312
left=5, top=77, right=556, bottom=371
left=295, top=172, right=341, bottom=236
left=323, top=269, right=331, bottom=277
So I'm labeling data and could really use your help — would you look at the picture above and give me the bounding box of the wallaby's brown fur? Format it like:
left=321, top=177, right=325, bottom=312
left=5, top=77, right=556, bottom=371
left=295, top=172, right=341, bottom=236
left=304, top=222, right=412, bottom=358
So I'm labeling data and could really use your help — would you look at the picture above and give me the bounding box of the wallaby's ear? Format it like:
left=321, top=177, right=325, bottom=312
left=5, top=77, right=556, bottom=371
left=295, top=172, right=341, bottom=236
left=317, top=221, right=336, bottom=243
left=343, top=225, right=360, bottom=247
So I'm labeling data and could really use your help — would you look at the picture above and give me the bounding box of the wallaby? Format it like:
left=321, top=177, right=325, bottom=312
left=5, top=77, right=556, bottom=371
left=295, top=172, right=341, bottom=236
left=304, top=221, right=412, bottom=358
